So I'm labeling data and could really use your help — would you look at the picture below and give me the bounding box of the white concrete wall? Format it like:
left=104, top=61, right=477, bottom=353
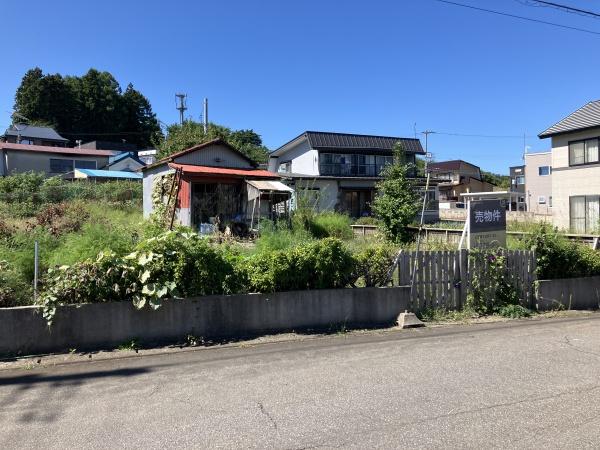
left=524, top=152, right=552, bottom=215
left=174, top=143, right=253, bottom=168
left=550, top=127, right=600, bottom=230
left=271, top=139, right=319, bottom=175
left=142, top=164, right=171, bottom=218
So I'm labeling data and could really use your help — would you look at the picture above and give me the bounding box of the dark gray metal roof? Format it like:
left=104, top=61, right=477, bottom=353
left=4, top=123, right=68, bottom=142
left=305, top=131, right=424, bottom=154
left=539, top=100, right=600, bottom=138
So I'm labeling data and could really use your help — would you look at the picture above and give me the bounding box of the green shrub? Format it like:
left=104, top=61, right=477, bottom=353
left=354, top=216, right=380, bottom=226
left=255, top=219, right=313, bottom=253
left=498, top=304, right=531, bottom=318
left=308, top=212, right=353, bottom=240
left=0, top=260, right=33, bottom=307
left=524, top=224, right=600, bottom=279
left=352, top=243, right=395, bottom=287
left=243, top=238, right=354, bottom=292
left=39, top=231, right=242, bottom=321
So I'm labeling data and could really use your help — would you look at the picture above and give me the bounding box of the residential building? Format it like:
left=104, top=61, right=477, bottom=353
left=427, top=160, right=495, bottom=203
left=0, top=142, right=112, bottom=177
left=137, top=149, right=158, bottom=165
left=539, top=99, right=600, bottom=233
left=509, top=165, right=527, bottom=211
left=105, top=152, right=146, bottom=172
left=143, top=139, right=291, bottom=231
left=268, top=131, right=438, bottom=219
left=2, top=124, right=68, bottom=147
left=80, top=140, right=137, bottom=153
left=524, top=151, right=552, bottom=215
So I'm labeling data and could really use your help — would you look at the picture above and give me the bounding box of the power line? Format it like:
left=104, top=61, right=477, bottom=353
left=431, top=0, right=600, bottom=36
left=432, top=131, right=536, bottom=139
left=515, top=0, right=600, bottom=19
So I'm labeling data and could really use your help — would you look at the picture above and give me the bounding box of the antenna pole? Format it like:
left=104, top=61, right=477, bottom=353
left=175, top=93, right=187, bottom=125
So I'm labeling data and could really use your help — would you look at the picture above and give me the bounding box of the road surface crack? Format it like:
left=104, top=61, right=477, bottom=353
left=563, top=335, right=600, bottom=359
left=258, top=401, right=278, bottom=430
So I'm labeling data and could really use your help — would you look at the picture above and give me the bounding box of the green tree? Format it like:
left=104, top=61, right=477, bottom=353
left=371, top=145, right=420, bottom=243
left=481, top=170, right=510, bottom=189
left=13, top=67, right=160, bottom=148
left=156, top=121, right=269, bottom=163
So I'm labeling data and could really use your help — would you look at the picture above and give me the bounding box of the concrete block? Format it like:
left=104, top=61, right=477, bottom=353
left=397, top=311, right=425, bottom=329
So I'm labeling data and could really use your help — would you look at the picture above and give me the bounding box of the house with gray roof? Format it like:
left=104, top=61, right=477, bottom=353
left=2, top=124, right=68, bottom=147
left=268, top=131, right=438, bottom=219
left=539, top=100, right=600, bottom=232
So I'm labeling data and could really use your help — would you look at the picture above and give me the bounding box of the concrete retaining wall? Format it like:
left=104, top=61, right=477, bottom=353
left=537, top=276, right=600, bottom=311
left=0, top=287, right=410, bottom=356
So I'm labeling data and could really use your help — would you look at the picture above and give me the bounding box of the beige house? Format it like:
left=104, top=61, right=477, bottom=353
left=0, top=142, right=113, bottom=177
left=524, top=152, right=552, bottom=215
left=539, top=100, right=600, bottom=232
left=428, top=160, right=495, bottom=203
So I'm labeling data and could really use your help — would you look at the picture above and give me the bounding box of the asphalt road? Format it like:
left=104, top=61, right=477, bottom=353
left=2, top=316, right=600, bottom=449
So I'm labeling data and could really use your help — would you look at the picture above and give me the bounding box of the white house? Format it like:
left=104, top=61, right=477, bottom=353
left=269, top=131, right=438, bottom=219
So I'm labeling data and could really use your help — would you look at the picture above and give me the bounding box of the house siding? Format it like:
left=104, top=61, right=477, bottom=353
left=174, top=144, right=252, bottom=169
left=4, top=151, right=109, bottom=176
left=550, top=126, right=600, bottom=230
left=272, top=139, right=319, bottom=176
left=142, top=164, right=174, bottom=218
left=524, top=152, right=552, bottom=215
left=108, top=157, right=144, bottom=172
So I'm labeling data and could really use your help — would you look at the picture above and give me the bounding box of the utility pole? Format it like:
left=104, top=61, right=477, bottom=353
left=408, top=130, right=435, bottom=306
left=203, top=98, right=209, bottom=134
left=422, top=130, right=435, bottom=158
left=175, top=93, right=187, bottom=125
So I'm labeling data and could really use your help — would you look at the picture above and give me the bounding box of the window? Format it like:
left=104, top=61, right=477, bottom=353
left=75, top=160, right=96, bottom=169
left=516, top=175, right=525, bottom=185
left=538, top=196, right=546, bottom=204
left=319, top=153, right=393, bottom=177
left=19, top=139, right=33, bottom=145
left=538, top=166, right=551, bottom=176
left=278, top=161, right=291, bottom=173
left=570, top=195, right=600, bottom=233
left=49, top=159, right=74, bottom=173
left=569, top=139, right=599, bottom=166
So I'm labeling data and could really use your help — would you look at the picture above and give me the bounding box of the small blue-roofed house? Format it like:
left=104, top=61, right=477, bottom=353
left=73, top=168, right=142, bottom=182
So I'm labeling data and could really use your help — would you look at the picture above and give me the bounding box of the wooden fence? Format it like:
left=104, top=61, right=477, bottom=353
left=392, top=250, right=536, bottom=311
left=411, top=226, right=600, bottom=250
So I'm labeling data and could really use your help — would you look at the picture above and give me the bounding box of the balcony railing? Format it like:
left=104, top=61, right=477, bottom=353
left=319, top=163, right=418, bottom=177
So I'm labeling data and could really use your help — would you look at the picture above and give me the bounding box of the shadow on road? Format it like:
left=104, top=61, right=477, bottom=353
left=0, top=367, right=150, bottom=387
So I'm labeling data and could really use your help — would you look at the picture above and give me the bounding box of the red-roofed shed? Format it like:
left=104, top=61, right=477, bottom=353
left=142, top=140, right=292, bottom=233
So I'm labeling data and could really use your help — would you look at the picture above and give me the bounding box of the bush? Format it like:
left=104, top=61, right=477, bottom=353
left=352, top=243, right=395, bottom=287
left=308, top=212, right=353, bottom=240
left=498, top=304, right=531, bottom=319
left=39, top=231, right=242, bottom=321
left=255, top=219, right=313, bottom=253
left=0, top=260, right=33, bottom=307
left=354, top=216, right=380, bottom=226
left=30, top=202, right=90, bottom=236
left=524, top=224, right=600, bottom=279
left=242, top=238, right=354, bottom=292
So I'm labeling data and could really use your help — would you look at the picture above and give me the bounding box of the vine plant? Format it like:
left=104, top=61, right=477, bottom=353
left=466, top=248, right=521, bottom=314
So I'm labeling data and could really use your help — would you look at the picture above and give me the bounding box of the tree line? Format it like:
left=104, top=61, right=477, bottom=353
left=12, top=67, right=270, bottom=162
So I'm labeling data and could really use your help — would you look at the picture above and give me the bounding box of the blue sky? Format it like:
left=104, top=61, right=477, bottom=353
left=1, top=0, right=599, bottom=173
